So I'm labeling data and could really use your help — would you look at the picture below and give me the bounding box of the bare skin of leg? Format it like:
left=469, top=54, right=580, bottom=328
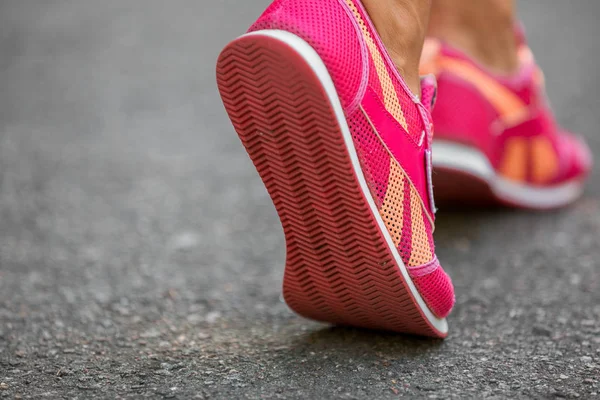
left=429, top=0, right=519, bottom=74
left=361, top=0, right=432, bottom=96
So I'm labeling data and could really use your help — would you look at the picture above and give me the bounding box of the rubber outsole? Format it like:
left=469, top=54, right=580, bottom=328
left=216, top=31, right=446, bottom=338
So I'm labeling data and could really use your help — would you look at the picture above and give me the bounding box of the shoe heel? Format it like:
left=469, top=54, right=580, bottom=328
left=216, top=30, right=447, bottom=337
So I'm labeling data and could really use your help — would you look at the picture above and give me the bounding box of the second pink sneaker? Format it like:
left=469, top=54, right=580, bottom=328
left=421, top=32, right=593, bottom=209
left=217, top=0, right=454, bottom=337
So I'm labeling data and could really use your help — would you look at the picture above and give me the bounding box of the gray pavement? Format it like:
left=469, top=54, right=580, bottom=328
left=0, top=1, right=599, bottom=399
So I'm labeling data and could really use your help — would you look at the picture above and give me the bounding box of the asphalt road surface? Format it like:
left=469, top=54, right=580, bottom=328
left=1, top=1, right=599, bottom=399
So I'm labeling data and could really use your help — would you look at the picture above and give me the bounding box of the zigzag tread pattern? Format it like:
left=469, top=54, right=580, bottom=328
left=216, top=34, right=441, bottom=337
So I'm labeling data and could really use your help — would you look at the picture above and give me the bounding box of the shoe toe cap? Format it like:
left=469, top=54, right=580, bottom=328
left=559, top=132, right=593, bottom=182
left=408, top=259, right=455, bottom=319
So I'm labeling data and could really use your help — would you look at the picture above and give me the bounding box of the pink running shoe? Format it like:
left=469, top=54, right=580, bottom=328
left=420, top=31, right=593, bottom=209
left=216, top=0, right=454, bottom=337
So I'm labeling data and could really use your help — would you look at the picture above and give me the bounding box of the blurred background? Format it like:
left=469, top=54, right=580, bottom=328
left=0, top=1, right=599, bottom=398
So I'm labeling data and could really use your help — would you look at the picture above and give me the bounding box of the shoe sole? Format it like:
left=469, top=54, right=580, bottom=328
left=433, top=140, right=584, bottom=210
left=216, top=30, right=448, bottom=337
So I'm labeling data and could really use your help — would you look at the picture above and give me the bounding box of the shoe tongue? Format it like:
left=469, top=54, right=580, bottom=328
left=419, top=74, right=438, bottom=115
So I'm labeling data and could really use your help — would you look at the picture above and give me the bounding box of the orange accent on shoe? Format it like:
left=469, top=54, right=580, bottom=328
left=531, top=136, right=559, bottom=184
left=499, top=137, right=529, bottom=182
left=438, top=57, right=529, bottom=126
left=380, top=160, right=405, bottom=247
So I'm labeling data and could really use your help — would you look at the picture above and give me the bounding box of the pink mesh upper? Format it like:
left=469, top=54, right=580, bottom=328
left=249, top=0, right=366, bottom=112
left=410, top=262, right=455, bottom=319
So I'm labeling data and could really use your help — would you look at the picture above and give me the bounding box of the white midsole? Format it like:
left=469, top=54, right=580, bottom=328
left=433, top=140, right=583, bottom=209
left=245, top=30, right=448, bottom=335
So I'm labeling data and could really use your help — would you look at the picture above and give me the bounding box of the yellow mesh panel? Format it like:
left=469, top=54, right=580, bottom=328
left=343, top=0, right=408, bottom=131
left=531, top=136, right=559, bottom=183
left=408, top=186, right=433, bottom=267
left=380, top=160, right=405, bottom=246
left=500, top=137, right=528, bottom=182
